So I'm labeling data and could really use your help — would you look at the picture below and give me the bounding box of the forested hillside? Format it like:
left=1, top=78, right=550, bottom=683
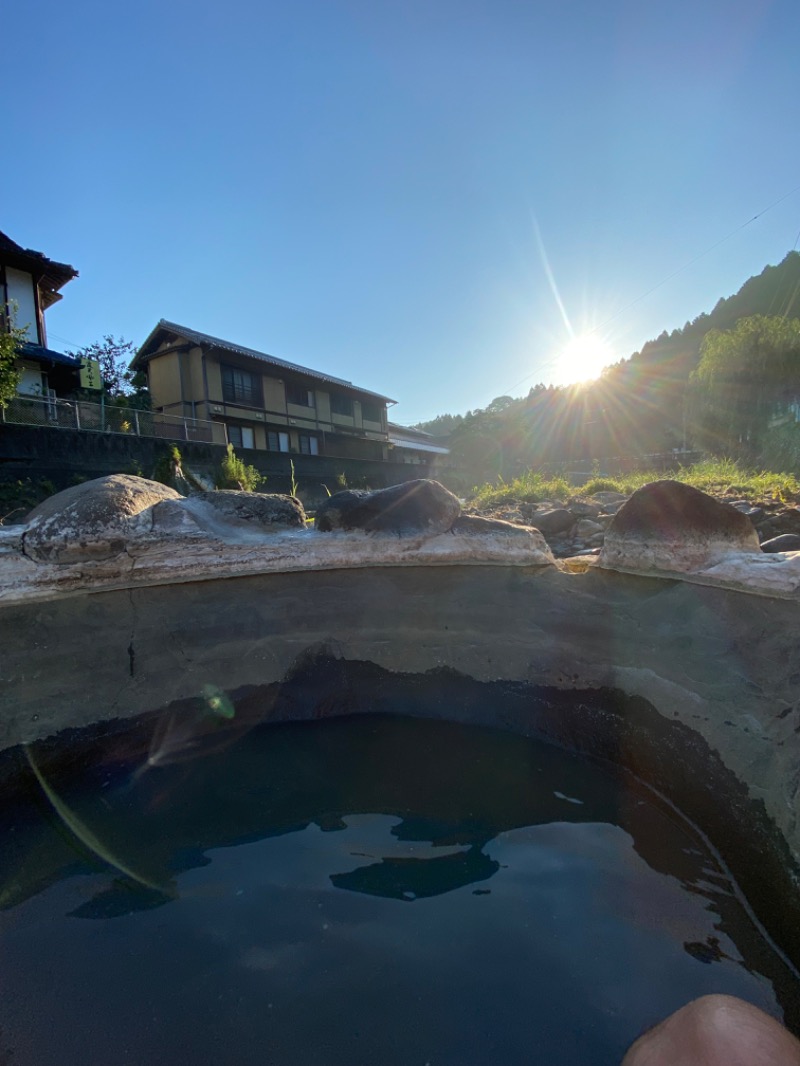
left=417, top=252, right=800, bottom=487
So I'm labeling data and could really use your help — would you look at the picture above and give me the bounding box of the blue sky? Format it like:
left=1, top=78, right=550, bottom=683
left=6, top=0, right=800, bottom=423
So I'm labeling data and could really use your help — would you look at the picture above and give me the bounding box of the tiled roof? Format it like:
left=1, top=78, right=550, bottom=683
left=388, top=424, right=450, bottom=454
left=134, top=319, right=396, bottom=404
left=19, top=342, right=82, bottom=368
left=0, top=230, right=78, bottom=291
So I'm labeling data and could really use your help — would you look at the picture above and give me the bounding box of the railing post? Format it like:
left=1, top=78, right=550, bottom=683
left=134, top=410, right=140, bottom=436
left=75, top=403, right=81, bottom=430
left=184, top=418, right=189, bottom=441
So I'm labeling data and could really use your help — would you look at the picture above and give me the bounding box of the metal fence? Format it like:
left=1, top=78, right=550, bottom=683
left=1, top=395, right=227, bottom=445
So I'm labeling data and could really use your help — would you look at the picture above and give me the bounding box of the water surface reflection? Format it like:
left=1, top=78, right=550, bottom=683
left=0, top=714, right=793, bottom=1066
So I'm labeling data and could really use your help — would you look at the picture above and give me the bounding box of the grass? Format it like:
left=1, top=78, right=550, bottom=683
left=469, top=459, right=800, bottom=509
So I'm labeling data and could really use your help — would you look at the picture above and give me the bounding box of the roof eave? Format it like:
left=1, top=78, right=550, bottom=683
left=133, top=319, right=397, bottom=403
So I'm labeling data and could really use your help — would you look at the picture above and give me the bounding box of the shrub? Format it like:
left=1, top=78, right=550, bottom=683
left=216, top=443, right=263, bottom=492
left=581, top=477, right=621, bottom=495
left=153, top=444, right=183, bottom=487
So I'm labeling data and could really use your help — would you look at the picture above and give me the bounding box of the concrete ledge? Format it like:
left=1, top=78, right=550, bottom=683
left=3, top=474, right=800, bottom=989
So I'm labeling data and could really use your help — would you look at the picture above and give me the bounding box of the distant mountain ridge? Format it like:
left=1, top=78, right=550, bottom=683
left=628, top=250, right=800, bottom=375
left=413, top=251, right=800, bottom=484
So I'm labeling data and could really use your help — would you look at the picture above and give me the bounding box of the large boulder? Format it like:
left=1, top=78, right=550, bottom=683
left=151, top=491, right=307, bottom=541
left=315, top=480, right=460, bottom=535
left=23, top=475, right=182, bottom=563
left=599, top=479, right=761, bottom=573
left=186, top=491, right=306, bottom=531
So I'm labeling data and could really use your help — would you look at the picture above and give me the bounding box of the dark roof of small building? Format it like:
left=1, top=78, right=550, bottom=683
left=132, top=319, right=396, bottom=404
left=388, top=422, right=450, bottom=454
left=0, top=230, right=78, bottom=306
left=19, top=342, right=82, bottom=368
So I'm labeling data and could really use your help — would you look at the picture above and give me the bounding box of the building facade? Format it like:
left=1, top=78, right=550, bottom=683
left=387, top=423, right=450, bottom=471
left=0, top=230, right=80, bottom=398
left=132, top=320, right=396, bottom=462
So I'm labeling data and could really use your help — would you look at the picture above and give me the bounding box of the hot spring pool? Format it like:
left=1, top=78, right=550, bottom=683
left=0, top=714, right=795, bottom=1065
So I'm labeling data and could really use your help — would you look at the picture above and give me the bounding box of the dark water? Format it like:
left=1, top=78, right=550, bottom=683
left=0, top=714, right=793, bottom=1065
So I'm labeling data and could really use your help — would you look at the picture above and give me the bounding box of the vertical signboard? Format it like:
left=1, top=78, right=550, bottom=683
left=80, top=358, right=102, bottom=391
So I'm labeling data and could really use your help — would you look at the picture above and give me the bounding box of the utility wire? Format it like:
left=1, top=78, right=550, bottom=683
left=593, top=180, right=800, bottom=333
left=47, top=330, right=90, bottom=351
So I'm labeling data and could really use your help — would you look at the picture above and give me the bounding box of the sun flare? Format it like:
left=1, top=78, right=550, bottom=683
left=558, top=334, right=613, bottom=384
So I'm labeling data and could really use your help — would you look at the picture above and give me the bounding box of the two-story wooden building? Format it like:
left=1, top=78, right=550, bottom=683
left=131, top=320, right=396, bottom=462
left=0, top=229, right=80, bottom=398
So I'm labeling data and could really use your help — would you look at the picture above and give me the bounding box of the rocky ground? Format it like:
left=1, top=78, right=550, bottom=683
left=466, top=487, right=800, bottom=558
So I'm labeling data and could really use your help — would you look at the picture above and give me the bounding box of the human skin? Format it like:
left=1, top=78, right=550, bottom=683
left=622, top=995, right=800, bottom=1066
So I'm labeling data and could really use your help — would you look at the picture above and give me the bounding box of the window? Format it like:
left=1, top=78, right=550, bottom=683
left=228, top=425, right=255, bottom=449
left=298, top=434, right=319, bottom=455
left=286, top=382, right=315, bottom=408
left=267, top=431, right=290, bottom=452
left=330, top=393, right=354, bottom=417
left=361, top=401, right=382, bottom=424
left=221, top=365, right=262, bottom=406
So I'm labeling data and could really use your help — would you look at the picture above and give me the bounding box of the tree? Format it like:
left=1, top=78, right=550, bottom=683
left=689, top=315, right=800, bottom=455
left=0, top=320, right=28, bottom=409
left=66, top=335, right=144, bottom=398
left=485, top=395, right=516, bottom=414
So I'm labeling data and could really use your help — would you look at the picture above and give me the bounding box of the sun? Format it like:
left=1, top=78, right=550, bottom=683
left=558, top=334, right=613, bottom=384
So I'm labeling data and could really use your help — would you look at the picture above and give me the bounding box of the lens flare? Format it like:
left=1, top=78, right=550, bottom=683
left=22, top=746, right=171, bottom=896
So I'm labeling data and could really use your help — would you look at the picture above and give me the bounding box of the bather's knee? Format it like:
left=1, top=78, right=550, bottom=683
left=622, top=994, right=800, bottom=1066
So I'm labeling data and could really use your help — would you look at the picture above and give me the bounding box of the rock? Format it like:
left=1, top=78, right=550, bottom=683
left=151, top=492, right=307, bottom=541
left=567, top=500, right=601, bottom=519
left=755, top=509, right=800, bottom=539
left=575, top=518, right=604, bottom=538
left=315, top=479, right=461, bottom=535
left=496, top=509, right=524, bottom=523
left=597, top=500, right=627, bottom=516
left=530, top=508, right=575, bottom=536
left=760, top=534, right=800, bottom=554
left=728, top=500, right=764, bottom=520
left=599, top=479, right=761, bottom=573
left=150, top=500, right=205, bottom=537
left=451, top=515, right=535, bottom=538
left=517, top=502, right=540, bottom=523
left=590, top=491, right=629, bottom=507
left=23, top=475, right=182, bottom=563
left=189, top=491, right=306, bottom=530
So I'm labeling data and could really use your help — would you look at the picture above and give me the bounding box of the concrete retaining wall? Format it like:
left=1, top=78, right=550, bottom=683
left=3, top=563, right=800, bottom=979
left=0, top=423, right=438, bottom=498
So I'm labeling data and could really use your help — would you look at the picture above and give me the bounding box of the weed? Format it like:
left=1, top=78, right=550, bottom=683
left=0, top=478, right=58, bottom=523
left=216, top=443, right=263, bottom=492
